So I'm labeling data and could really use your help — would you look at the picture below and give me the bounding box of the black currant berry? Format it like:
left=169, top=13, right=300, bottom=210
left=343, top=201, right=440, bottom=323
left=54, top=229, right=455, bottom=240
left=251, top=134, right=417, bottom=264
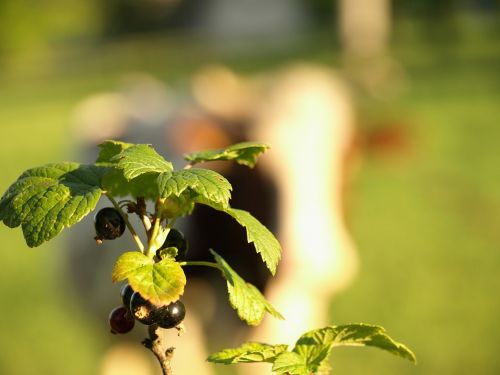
left=109, top=306, right=135, bottom=334
left=158, top=300, right=186, bottom=329
left=161, top=228, right=188, bottom=260
left=129, top=292, right=161, bottom=325
left=120, top=284, right=134, bottom=309
left=94, top=207, right=125, bottom=240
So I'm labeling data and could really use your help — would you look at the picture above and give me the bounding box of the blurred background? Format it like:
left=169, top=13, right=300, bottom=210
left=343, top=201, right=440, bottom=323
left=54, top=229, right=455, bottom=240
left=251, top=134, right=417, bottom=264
left=1, top=0, right=500, bottom=374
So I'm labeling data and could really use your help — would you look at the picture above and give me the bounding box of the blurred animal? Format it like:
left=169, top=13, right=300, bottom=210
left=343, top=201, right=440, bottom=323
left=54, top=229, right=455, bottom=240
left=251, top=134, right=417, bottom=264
left=67, top=65, right=361, bottom=375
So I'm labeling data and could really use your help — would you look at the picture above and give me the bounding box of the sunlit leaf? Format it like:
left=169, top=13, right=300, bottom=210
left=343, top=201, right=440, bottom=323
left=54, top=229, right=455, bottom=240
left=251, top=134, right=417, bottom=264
left=112, top=251, right=186, bottom=305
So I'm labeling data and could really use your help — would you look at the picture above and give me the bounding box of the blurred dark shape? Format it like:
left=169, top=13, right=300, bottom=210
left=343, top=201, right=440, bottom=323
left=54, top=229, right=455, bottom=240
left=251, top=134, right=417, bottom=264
left=187, top=157, right=278, bottom=293
left=309, top=0, right=337, bottom=26
left=102, top=0, right=200, bottom=35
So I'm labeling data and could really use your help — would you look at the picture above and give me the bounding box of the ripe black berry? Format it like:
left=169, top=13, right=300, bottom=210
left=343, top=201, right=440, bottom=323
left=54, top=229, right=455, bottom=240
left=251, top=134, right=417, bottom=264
left=161, top=228, right=188, bottom=260
left=129, top=292, right=161, bottom=325
left=158, top=300, right=186, bottom=329
left=109, top=306, right=135, bottom=334
left=120, top=284, right=134, bottom=309
left=94, top=207, right=125, bottom=240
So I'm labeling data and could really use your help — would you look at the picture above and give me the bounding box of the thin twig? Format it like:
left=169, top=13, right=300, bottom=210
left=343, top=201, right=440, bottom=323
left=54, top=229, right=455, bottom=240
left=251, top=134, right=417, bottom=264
left=143, top=324, right=175, bottom=375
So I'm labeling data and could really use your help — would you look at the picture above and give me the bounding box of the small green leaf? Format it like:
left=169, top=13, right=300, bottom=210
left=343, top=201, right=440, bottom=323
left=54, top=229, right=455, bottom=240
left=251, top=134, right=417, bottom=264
left=272, top=352, right=309, bottom=375
left=112, top=251, right=186, bottom=305
left=226, top=208, right=281, bottom=275
left=0, top=162, right=105, bottom=247
left=158, top=168, right=232, bottom=208
left=158, top=247, right=178, bottom=260
left=96, top=140, right=134, bottom=164
left=329, top=324, right=416, bottom=363
left=184, top=142, right=270, bottom=168
left=111, top=144, right=173, bottom=180
left=210, top=250, right=283, bottom=326
left=207, top=342, right=288, bottom=364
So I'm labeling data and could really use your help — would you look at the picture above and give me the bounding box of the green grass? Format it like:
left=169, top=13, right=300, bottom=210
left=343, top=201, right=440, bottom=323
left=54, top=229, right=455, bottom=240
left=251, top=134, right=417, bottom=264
left=330, top=31, right=500, bottom=374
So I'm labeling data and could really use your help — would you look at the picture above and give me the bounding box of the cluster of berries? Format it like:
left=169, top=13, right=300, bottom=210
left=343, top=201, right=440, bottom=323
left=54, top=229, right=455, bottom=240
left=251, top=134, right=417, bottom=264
left=93, top=207, right=188, bottom=334
left=109, top=284, right=186, bottom=334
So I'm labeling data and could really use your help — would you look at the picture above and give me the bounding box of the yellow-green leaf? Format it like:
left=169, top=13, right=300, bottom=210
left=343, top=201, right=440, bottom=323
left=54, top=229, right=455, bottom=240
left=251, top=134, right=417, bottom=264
left=112, top=251, right=186, bottom=305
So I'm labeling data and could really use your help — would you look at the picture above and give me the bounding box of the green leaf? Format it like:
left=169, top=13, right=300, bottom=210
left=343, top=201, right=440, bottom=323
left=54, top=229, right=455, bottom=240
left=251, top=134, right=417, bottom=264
left=292, top=324, right=416, bottom=372
left=112, top=251, right=186, bottom=305
left=0, top=162, right=105, bottom=247
left=184, top=142, right=270, bottom=168
left=158, top=168, right=232, bottom=209
left=272, top=352, right=309, bottom=375
left=111, top=144, right=173, bottom=180
left=101, top=169, right=160, bottom=200
left=207, top=342, right=288, bottom=364
left=210, top=250, right=283, bottom=326
left=225, top=208, right=281, bottom=275
left=96, top=140, right=134, bottom=164
left=329, top=324, right=416, bottom=363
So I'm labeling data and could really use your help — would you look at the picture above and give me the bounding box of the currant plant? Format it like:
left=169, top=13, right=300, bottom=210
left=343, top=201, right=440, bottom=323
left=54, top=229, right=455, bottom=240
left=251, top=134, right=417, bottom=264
left=0, top=140, right=415, bottom=374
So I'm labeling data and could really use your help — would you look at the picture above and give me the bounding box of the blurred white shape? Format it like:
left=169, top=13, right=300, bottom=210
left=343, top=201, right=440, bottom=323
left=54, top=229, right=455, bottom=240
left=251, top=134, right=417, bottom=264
left=249, top=64, right=359, bottom=348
